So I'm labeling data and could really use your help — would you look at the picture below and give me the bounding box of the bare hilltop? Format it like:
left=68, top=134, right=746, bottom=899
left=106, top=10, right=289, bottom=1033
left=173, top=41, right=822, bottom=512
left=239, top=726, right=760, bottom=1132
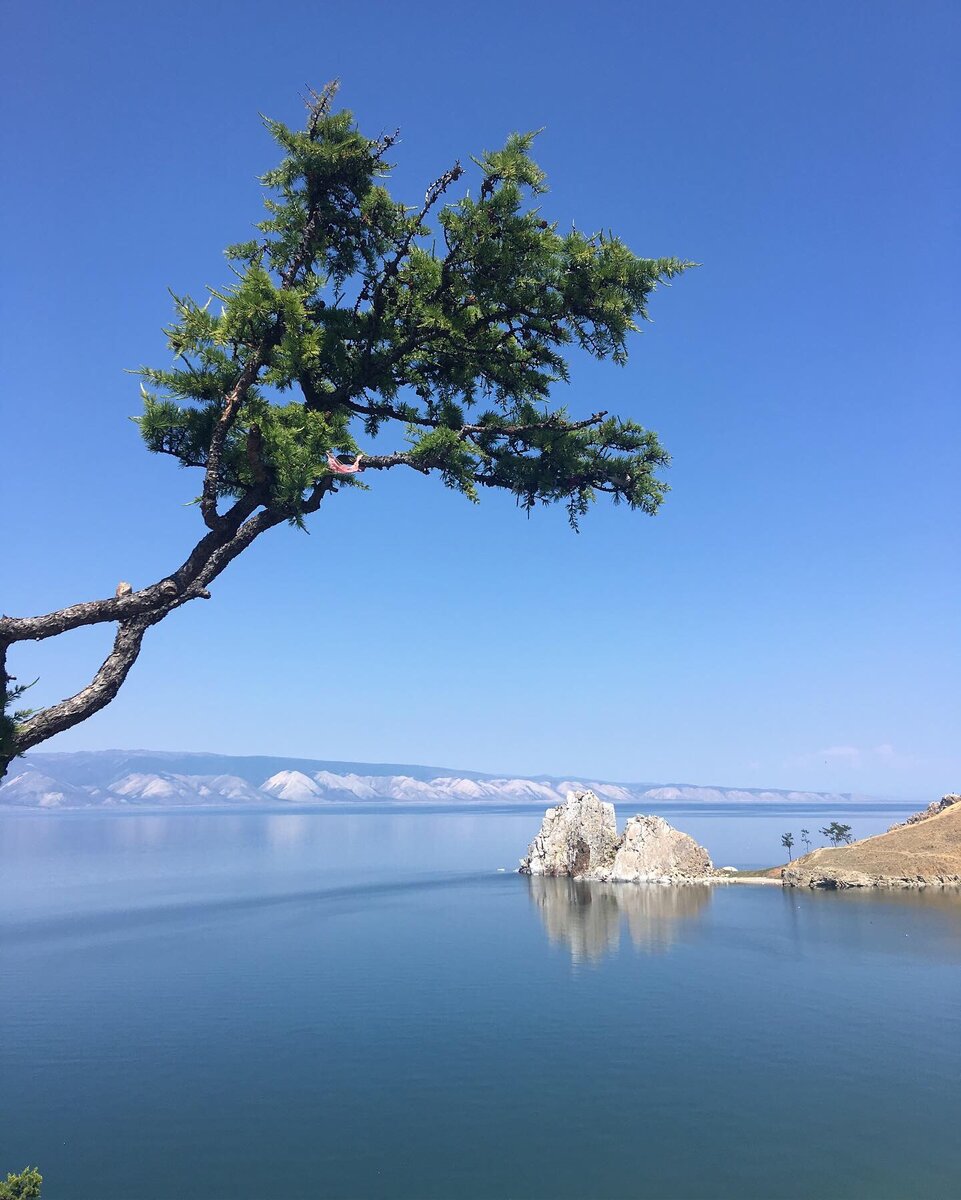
left=783, top=794, right=961, bottom=889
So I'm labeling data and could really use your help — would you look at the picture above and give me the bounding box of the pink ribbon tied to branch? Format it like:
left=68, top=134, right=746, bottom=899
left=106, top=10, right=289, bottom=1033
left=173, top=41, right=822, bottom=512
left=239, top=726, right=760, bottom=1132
left=326, top=451, right=365, bottom=475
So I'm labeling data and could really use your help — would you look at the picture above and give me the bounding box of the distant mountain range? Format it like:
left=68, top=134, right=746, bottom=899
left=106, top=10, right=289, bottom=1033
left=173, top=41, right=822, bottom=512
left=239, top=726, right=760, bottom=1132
left=0, top=749, right=872, bottom=810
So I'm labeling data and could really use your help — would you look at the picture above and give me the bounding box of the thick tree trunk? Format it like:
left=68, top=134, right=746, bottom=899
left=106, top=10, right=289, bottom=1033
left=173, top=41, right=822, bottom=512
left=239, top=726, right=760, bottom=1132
left=1, top=643, right=13, bottom=783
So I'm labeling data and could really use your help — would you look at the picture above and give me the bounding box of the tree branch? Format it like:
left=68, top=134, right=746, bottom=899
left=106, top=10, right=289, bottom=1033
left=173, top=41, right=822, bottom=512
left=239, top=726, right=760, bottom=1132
left=354, top=160, right=464, bottom=315
left=1, top=488, right=338, bottom=769
left=199, top=357, right=272, bottom=530
left=303, top=80, right=341, bottom=139
left=200, top=86, right=351, bottom=531
left=310, top=385, right=608, bottom=437
left=0, top=490, right=268, bottom=645
left=13, top=616, right=156, bottom=754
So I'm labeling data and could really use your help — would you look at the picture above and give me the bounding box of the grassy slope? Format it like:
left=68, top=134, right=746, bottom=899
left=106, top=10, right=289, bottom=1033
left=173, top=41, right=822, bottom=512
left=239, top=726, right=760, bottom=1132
left=787, top=800, right=961, bottom=882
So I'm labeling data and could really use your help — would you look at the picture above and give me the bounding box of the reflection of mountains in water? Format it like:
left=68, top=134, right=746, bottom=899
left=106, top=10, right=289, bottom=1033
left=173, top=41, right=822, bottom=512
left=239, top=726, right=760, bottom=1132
left=527, top=876, right=711, bottom=963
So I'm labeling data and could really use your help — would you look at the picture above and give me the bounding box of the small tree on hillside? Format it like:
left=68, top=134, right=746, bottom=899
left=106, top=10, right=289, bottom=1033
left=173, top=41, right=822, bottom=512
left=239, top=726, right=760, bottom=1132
left=800, top=827, right=811, bottom=854
left=781, top=832, right=794, bottom=860
left=0, top=83, right=693, bottom=780
left=820, top=822, right=853, bottom=847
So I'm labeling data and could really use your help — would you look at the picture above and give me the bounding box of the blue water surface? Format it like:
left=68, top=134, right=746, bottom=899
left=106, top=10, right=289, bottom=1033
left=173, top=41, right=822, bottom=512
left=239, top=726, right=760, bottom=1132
left=1, top=805, right=959, bottom=1200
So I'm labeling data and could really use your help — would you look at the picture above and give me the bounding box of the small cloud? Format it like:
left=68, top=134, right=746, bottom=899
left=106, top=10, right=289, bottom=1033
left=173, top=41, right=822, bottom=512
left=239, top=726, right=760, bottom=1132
left=820, top=745, right=862, bottom=766
left=871, top=743, right=918, bottom=769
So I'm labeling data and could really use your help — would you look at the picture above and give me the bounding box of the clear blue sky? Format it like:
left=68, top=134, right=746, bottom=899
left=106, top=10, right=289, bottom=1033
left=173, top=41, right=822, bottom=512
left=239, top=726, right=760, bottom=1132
left=2, top=0, right=957, bottom=800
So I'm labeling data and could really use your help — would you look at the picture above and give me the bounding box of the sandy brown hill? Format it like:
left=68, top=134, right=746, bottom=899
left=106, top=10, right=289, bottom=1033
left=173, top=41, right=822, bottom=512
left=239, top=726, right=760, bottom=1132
left=783, top=795, right=961, bottom=889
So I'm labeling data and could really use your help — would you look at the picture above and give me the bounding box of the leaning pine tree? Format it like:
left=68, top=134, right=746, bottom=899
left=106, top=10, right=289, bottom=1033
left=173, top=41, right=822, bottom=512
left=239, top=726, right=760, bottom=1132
left=0, top=83, right=693, bottom=781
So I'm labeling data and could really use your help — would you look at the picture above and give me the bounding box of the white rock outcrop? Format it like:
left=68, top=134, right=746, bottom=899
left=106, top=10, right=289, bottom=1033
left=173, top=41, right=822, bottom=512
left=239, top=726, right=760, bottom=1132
left=519, top=790, right=716, bottom=884
left=609, top=815, right=715, bottom=882
left=518, top=790, right=620, bottom=878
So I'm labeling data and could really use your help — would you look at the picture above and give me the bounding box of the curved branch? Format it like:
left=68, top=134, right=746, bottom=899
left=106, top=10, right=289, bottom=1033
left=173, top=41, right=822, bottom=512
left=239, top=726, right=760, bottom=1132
left=3, top=489, right=333, bottom=766
left=1, top=490, right=266, bottom=645
left=0, top=583, right=211, bottom=647
left=200, top=356, right=270, bottom=530
left=353, top=160, right=464, bottom=315
left=188, top=505, right=290, bottom=586
left=13, top=616, right=156, bottom=754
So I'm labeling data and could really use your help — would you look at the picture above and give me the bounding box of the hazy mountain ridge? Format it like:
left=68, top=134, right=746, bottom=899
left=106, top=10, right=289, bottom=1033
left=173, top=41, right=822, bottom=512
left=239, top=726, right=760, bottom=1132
left=0, top=750, right=870, bottom=810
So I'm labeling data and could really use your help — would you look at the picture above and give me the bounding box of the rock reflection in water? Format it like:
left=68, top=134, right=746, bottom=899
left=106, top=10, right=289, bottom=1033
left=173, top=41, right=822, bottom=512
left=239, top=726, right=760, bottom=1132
left=527, top=876, right=711, bottom=963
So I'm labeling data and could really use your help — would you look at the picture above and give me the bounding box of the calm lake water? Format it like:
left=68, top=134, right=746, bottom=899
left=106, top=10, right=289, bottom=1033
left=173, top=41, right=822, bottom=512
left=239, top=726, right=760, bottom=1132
left=2, top=804, right=960, bottom=1200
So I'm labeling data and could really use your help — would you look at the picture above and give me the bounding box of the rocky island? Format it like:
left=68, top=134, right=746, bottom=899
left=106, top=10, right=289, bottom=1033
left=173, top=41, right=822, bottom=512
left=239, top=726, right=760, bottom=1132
left=518, top=789, right=718, bottom=883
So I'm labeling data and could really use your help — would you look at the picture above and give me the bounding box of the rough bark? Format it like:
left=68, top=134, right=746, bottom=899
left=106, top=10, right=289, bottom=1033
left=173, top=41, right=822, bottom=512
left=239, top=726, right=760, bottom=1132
left=14, top=616, right=155, bottom=753
left=0, top=484, right=328, bottom=781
